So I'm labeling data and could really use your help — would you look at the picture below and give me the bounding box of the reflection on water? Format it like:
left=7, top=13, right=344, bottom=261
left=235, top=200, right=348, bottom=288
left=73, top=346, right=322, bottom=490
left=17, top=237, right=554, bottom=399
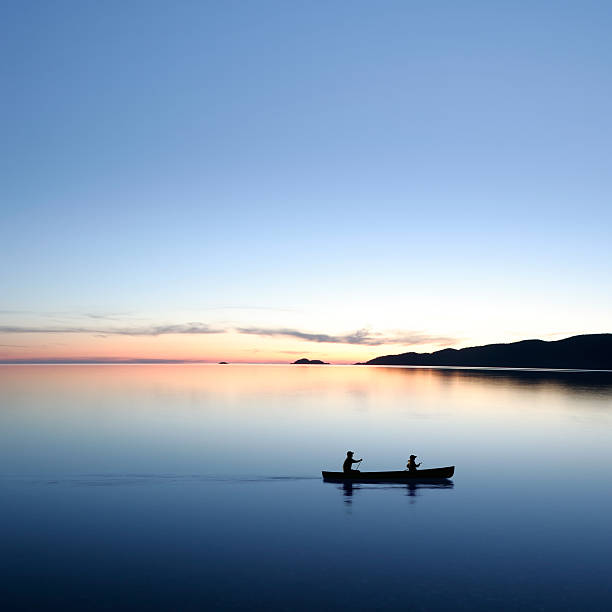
left=428, top=366, right=612, bottom=396
left=340, top=479, right=454, bottom=506
left=1, top=365, right=612, bottom=611
left=2, top=364, right=611, bottom=478
left=1, top=474, right=322, bottom=487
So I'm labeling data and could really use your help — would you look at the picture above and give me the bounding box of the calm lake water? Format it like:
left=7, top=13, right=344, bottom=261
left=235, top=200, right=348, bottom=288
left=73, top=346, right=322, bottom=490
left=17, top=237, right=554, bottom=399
left=1, top=365, right=612, bottom=611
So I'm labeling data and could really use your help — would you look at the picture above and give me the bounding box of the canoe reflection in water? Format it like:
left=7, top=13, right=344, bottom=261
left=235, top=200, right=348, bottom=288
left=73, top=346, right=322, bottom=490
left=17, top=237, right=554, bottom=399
left=340, top=479, right=454, bottom=505
left=324, top=463, right=456, bottom=505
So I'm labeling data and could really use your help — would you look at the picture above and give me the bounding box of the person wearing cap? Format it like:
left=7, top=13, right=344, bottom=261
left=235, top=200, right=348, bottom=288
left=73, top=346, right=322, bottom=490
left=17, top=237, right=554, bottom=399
left=406, top=455, right=421, bottom=472
left=343, top=451, right=362, bottom=473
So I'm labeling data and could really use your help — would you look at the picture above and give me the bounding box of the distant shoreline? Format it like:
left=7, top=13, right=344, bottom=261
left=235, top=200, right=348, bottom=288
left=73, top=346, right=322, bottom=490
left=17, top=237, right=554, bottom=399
left=357, top=333, right=612, bottom=370
left=0, top=363, right=611, bottom=374
left=1, top=333, right=611, bottom=370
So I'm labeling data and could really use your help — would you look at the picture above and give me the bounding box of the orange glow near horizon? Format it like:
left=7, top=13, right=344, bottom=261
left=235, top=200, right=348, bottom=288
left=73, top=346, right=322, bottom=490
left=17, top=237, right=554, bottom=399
left=0, top=363, right=586, bottom=420
left=0, top=330, right=456, bottom=364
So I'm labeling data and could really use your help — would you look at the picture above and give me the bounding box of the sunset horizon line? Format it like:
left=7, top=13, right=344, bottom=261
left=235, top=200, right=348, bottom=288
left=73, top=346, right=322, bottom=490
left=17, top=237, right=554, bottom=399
left=1, top=332, right=608, bottom=366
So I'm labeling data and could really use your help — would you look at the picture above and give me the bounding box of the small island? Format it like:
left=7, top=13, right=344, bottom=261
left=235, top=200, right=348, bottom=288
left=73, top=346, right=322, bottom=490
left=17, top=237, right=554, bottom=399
left=292, top=358, right=330, bottom=365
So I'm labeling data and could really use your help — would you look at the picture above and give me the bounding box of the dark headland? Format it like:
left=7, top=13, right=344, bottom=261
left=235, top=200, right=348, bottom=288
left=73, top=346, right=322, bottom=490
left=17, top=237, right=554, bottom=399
left=292, top=358, right=329, bottom=365
left=357, top=334, right=612, bottom=370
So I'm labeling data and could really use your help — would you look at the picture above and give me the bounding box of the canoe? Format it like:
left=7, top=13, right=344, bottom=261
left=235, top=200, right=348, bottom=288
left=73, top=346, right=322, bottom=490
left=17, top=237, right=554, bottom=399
left=322, top=466, right=454, bottom=482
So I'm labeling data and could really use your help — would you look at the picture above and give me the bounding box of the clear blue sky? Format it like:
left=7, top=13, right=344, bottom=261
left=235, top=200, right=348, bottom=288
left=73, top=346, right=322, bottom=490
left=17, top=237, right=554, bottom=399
left=2, top=1, right=611, bottom=362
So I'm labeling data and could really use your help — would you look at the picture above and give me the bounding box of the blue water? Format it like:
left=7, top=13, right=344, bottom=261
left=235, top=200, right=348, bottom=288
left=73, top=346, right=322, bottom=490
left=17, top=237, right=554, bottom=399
left=1, top=365, right=611, bottom=610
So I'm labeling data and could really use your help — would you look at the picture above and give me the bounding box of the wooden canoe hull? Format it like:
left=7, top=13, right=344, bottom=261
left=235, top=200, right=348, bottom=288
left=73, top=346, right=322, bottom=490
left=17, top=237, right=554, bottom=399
left=322, top=466, right=455, bottom=482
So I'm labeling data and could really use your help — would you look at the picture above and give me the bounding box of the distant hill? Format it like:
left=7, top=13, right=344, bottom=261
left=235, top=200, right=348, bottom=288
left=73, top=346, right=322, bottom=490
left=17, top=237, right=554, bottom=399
left=292, top=358, right=329, bottom=365
left=358, top=334, right=612, bottom=370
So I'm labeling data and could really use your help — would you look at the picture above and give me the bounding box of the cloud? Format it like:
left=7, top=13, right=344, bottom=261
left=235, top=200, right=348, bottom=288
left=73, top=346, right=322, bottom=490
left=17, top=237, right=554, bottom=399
left=115, top=323, right=224, bottom=336
left=84, top=313, right=132, bottom=321
left=0, top=323, right=224, bottom=336
left=237, top=327, right=341, bottom=343
left=0, top=310, right=130, bottom=318
left=0, top=357, right=209, bottom=364
left=235, top=327, right=456, bottom=347
left=1, top=321, right=457, bottom=348
left=199, top=305, right=297, bottom=313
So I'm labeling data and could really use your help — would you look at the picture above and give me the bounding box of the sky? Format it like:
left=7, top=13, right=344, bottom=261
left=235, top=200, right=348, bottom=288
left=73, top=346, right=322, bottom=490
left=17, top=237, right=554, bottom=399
left=1, top=0, right=611, bottom=364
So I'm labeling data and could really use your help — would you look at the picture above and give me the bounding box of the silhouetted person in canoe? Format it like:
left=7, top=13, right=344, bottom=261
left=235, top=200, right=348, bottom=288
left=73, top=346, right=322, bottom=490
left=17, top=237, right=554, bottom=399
left=406, top=454, right=421, bottom=473
left=343, top=451, right=362, bottom=473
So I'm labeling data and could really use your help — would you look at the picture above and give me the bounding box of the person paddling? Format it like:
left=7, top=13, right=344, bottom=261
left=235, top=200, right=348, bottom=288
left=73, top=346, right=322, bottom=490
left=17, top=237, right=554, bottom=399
left=343, top=451, right=362, bottom=473
left=406, top=454, right=421, bottom=473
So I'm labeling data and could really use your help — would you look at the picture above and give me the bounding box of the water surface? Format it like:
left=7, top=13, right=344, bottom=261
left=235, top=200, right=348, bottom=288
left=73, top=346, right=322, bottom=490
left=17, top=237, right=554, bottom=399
left=1, top=365, right=611, bottom=610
